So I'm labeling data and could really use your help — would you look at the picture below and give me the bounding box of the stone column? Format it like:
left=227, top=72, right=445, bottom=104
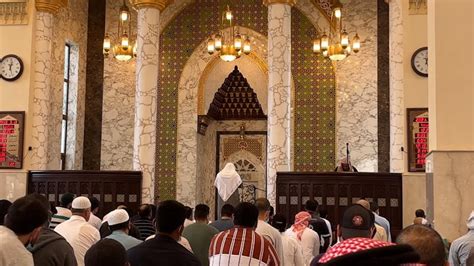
left=264, top=0, right=294, bottom=206
left=130, top=0, right=168, bottom=204
left=389, top=0, right=404, bottom=173
left=30, top=0, right=66, bottom=170
left=425, top=0, right=474, bottom=241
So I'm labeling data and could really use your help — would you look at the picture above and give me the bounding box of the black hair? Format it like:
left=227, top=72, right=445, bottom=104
left=370, top=201, right=379, bottom=212
left=194, top=204, right=210, bottom=220
left=149, top=204, right=157, bottom=220
left=396, top=225, right=446, bottom=266
left=89, top=196, right=100, bottom=211
left=305, top=199, right=318, bottom=212
left=271, top=214, right=287, bottom=233
left=221, top=204, right=235, bottom=217
left=109, top=221, right=129, bottom=232
left=155, top=200, right=186, bottom=233
left=85, top=239, right=127, bottom=266
left=255, top=198, right=270, bottom=213
left=415, top=209, right=425, bottom=218
left=5, top=195, right=49, bottom=235
left=269, top=206, right=274, bottom=217
left=234, top=202, right=259, bottom=228
left=319, top=206, right=328, bottom=218
left=60, top=193, right=75, bottom=208
left=28, top=193, right=52, bottom=224
left=138, top=204, right=152, bottom=219
left=184, top=206, right=193, bottom=220
left=0, top=199, right=12, bottom=226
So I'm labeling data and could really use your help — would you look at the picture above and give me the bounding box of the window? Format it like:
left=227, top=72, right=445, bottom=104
left=60, top=44, right=71, bottom=170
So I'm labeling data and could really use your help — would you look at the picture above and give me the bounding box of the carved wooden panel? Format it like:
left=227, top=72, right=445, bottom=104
left=28, top=171, right=142, bottom=217
left=276, top=172, right=403, bottom=239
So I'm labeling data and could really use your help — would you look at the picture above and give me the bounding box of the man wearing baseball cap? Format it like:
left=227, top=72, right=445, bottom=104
left=104, top=209, right=142, bottom=250
left=55, top=196, right=100, bottom=266
left=312, top=204, right=421, bottom=265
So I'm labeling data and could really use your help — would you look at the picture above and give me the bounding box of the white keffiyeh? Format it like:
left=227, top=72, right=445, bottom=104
left=215, top=163, right=242, bottom=202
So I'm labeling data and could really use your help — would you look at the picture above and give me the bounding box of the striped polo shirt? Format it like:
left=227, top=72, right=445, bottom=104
left=209, top=227, right=280, bottom=266
left=49, top=207, right=72, bottom=229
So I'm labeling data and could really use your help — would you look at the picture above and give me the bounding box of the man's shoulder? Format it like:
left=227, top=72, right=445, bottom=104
left=128, top=238, right=200, bottom=263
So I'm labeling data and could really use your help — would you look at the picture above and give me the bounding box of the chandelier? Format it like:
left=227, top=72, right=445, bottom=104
left=207, top=6, right=251, bottom=62
left=103, top=0, right=136, bottom=61
left=312, top=3, right=361, bottom=61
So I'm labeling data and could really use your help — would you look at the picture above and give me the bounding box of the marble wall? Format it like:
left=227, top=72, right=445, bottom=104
left=83, top=0, right=106, bottom=170
left=335, top=0, right=378, bottom=172
left=48, top=0, right=88, bottom=169
left=0, top=171, right=27, bottom=201
left=100, top=0, right=136, bottom=170
left=389, top=0, right=404, bottom=173
left=426, top=151, right=474, bottom=241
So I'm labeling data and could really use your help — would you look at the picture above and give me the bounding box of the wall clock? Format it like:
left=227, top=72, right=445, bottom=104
left=411, top=47, right=428, bottom=77
left=1, top=54, right=24, bottom=81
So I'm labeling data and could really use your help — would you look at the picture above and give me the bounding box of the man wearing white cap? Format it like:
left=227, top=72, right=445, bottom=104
left=449, top=211, right=474, bottom=266
left=104, top=209, right=142, bottom=250
left=55, top=196, right=100, bottom=266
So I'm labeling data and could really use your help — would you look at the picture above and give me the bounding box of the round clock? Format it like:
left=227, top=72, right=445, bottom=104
left=1, top=54, right=24, bottom=81
left=411, top=47, right=428, bottom=77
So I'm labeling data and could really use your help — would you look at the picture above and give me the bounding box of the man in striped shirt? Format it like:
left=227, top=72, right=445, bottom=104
left=50, top=193, right=74, bottom=229
left=209, top=202, right=280, bottom=266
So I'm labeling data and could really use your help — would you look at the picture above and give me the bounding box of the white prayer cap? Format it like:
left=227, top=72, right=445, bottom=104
left=467, top=210, right=474, bottom=230
left=104, top=209, right=129, bottom=226
left=72, top=196, right=91, bottom=209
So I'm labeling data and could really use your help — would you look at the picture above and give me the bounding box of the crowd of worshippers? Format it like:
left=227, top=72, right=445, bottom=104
left=0, top=194, right=473, bottom=266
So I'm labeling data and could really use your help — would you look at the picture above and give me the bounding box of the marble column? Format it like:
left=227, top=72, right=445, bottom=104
left=265, top=0, right=294, bottom=206
left=426, top=0, right=474, bottom=241
left=30, top=1, right=66, bottom=170
left=130, top=0, right=167, bottom=204
left=389, top=0, right=404, bottom=173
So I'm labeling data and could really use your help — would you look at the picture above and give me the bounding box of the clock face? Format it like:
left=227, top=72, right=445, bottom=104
left=411, top=47, right=428, bottom=77
left=1, top=55, right=23, bottom=81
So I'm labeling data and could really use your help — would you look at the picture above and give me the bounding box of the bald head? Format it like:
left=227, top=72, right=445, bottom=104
left=356, top=199, right=370, bottom=210
left=396, top=225, right=446, bottom=266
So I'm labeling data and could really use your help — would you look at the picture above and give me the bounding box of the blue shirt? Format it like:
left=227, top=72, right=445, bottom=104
left=449, top=230, right=474, bottom=266
left=374, top=213, right=391, bottom=242
left=106, top=230, right=142, bottom=250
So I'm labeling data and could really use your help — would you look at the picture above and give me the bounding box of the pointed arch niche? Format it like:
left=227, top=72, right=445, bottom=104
left=175, top=27, right=295, bottom=210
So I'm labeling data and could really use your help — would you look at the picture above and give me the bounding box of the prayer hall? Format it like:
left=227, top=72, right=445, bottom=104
left=0, top=0, right=473, bottom=265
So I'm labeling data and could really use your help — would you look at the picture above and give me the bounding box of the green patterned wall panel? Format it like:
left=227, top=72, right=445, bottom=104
left=292, top=9, right=336, bottom=171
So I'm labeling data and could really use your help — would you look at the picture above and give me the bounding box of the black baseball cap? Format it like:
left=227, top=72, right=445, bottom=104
left=341, top=204, right=375, bottom=239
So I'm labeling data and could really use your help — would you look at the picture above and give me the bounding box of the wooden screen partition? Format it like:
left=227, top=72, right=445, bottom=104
left=28, top=170, right=142, bottom=217
left=276, top=172, right=402, bottom=239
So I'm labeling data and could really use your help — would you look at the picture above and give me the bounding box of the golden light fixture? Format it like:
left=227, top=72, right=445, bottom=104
left=207, top=5, right=251, bottom=62
left=103, top=0, right=136, bottom=61
left=312, top=3, right=360, bottom=61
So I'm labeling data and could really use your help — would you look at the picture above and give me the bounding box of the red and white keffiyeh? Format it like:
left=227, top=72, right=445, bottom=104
left=292, top=211, right=312, bottom=240
left=319, top=237, right=394, bottom=263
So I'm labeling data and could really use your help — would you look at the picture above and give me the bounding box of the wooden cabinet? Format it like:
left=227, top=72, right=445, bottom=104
left=28, top=170, right=142, bottom=217
left=276, top=172, right=402, bottom=239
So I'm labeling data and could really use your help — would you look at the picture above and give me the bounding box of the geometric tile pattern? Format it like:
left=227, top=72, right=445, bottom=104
left=292, top=9, right=336, bottom=171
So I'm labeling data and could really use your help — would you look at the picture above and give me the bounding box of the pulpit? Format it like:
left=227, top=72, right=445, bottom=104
left=276, top=172, right=402, bottom=239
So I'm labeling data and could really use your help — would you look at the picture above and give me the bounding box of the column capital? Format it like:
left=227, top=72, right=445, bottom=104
left=263, top=0, right=296, bottom=6
left=35, top=0, right=67, bottom=14
left=129, top=0, right=170, bottom=11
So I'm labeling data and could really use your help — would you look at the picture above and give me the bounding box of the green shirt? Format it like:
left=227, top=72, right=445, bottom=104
left=183, top=222, right=219, bottom=266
